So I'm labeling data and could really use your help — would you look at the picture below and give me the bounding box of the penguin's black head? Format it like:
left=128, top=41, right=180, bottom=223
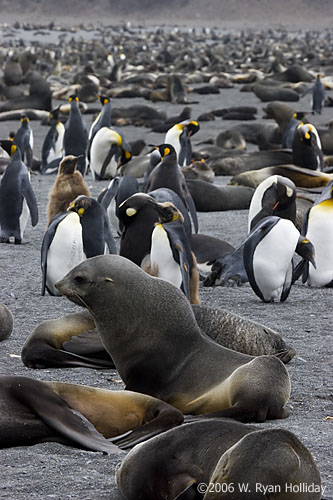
left=68, top=94, right=79, bottom=103
left=99, top=95, right=110, bottom=106
left=297, top=124, right=317, bottom=145
left=118, top=143, right=132, bottom=167
left=59, top=155, right=80, bottom=175
left=185, top=120, right=199, bottom=137
left=155, top=144, right=176, bottom=158
left=296, top=238, right=316, bottom=269
left=0, top=140, right=14, bottom=156
left=49, top=107, right=60, bottom=121
left=20, top=114, right=29, bottom=124
left=67, top=195, right=95, bottom=217
left=118, top=193, right=180, bottom=227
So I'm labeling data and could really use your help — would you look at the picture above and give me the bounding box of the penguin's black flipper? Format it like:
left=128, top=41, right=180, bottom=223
left=40, top=157, right=61, bottom=175
left=99, top=177, right=119, bottom=210
left=41, top=213, right=68, bottom=296
left=99, top=143, right=118, bottom=180
left=182, top=181, right=199, bottom=233
left=280, top=261, right=293, bottom=302
left=103, top=211, right=117, bottom=254
left=292, top=259, right=307, bottom=284
left=21, top=175, right=38, bottom=226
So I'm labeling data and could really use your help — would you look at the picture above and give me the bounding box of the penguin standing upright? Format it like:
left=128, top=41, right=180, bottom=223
left=41, top=195, right=116, bottom=296
left=14, top=114, right=34, bottom=169
left=41, top=107, right=65, bottom=174
left=144, top=144, right=198, bottom=232
left=63, top=95, right=88, bottom=175
left=148, top=217, right=200, bottom=304
left=0, top=145, right=38, bottom=243
left=292, top=123, right=324, bottom=171
left=302, top=75, right=325, bottom=114
left=87, top=96, right=112, bottom=163
left=164, top=120, right=199, bottom=166
left=282, top=112, right=305, bottom=149
left=243, top=216, right=316, bottom=302
left=89, top=127, right=132, bottom=180
left=47, top=155, right=91, bottom=226
left=294, top=180, right=333, bottom=287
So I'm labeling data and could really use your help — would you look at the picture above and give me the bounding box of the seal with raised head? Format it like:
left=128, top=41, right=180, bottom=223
left=56, top=254, right=291, bottom=422
left=0, top=375, right=183, bottom=452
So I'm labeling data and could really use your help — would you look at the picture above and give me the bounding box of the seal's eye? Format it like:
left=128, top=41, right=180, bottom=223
left=74, top=275, right=86, bottom=284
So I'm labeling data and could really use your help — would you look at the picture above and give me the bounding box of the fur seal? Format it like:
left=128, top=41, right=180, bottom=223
left=0, top=375, right=183, bottom=452
left=21, top=301, right=295, bottom=369
left=208, top=150, right=292, bottom=176
left=56, top=255, right=291, bottom=422
left=229, top=164, right=333, bottom=189
left=205, top=428, right=322, bottom=500
left=0, top=303, right=13, bottom=341
left=47, top=155, right=91, bottom=226
left=116, top=420, right=321, bottom=500
left=186, top=179, right=254, bottom=211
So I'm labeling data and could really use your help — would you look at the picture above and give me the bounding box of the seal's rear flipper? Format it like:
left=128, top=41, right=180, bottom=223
left=111, top=407, right=184, bottom=449
left=9, top=377, right=119, bottom=453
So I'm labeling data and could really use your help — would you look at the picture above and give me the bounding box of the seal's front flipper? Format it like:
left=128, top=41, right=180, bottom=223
left=9, top=377, right=119, bottom=453
left=111, top=406, right=184, bottom=449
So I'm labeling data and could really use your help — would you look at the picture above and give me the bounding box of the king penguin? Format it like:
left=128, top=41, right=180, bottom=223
left=147, top=217, right=200, bottom=304
left=89, top=127, right=132, bottom=180
left=0, top=144, right=38, bottom=244
left=144, top=144, right=198, bottom=233
left=41, top=195, right=116, bottom=296
left=14, top=114, right=34, bottom=169
left=63, top=95, right=88, bottom=176
left=41, top=107, right=65, bottom=174
left=294, top=180, right=333, bottom=287
left=87, top=95, right=112, bottom=163
left=292, top=123, right=324, bottom=171
left=302, top=75, right=325, bottom=114
left=243, top=216, right=316, bottom=302
left=164, top=119, right=200, bottom=166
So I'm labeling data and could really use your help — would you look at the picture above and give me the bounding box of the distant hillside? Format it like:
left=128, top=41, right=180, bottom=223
left=1, top=0, right=332, bottom=28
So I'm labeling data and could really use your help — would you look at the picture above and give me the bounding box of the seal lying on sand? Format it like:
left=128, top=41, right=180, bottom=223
left=56, top=255, right=291, bottom=422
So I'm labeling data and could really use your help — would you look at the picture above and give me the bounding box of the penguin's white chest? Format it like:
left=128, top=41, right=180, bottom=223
left=46, top=213, right=85, bottom=295
left=252, top=220, right=299, bottom=301
left=90, top=128, right=118, bottom=179
left=306, top=201, right=333, bottom=286
left=150, top=226, right=182, bottom=288
left=19, top=198, right=30, bottom=239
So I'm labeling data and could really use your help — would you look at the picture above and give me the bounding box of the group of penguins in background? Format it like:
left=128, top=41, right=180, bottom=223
left=0, top=78, right=332, bottom=304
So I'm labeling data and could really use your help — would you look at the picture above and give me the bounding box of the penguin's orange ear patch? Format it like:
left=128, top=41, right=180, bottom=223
left=78, top=208, right=85, bottom=216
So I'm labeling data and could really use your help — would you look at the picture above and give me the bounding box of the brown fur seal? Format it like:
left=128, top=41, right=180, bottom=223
left=209, top=150, right=292, bottom=176
left=47, top=155, right=91, bottom=225
left=21, top=310, right=114, bottom=369
left=229, top=164, right=333, bottom=189
left=0, top=375, right=183, bottom=452
left=116, top=420, right=322, bottom=500
left=0, top=303, right=13, bottom=341
left=205, top=428, right=322, bottom=500
left=56, top=255, right=291, bottom=422
left=186, top=179, right=254, bottom=211
left=22, top=303, right=295, bottom=368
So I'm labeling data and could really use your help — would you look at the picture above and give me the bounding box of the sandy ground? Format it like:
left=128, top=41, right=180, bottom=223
left=0, top=56, right=332, bottom=498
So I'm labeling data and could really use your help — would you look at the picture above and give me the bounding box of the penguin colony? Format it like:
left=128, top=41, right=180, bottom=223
left=0, top=22, right=332, bottom=499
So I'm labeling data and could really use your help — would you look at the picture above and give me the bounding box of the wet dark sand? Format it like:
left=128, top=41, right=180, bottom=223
left=0, top=24, right=332, bottom=500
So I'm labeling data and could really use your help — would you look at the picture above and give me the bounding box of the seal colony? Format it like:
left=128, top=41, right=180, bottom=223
left=0, top=19, right=331, bottom=499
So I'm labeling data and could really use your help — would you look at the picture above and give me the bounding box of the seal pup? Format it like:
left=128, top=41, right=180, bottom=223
left=186, top=179, right=254, bottom=211
left=0, top=145, right=38, bottom=244
left=0, top=303, right=13, bottom=341
left=0, top=375, right=183, bottom=452
left=243, top=216, right=316, bottom=302
left=47, top=155, right=90, bottom=226
left=63, top=95, right=88, bottom=175
left=56, top=255, right=291, bottom=422
left=205, top=428, right=322, bottom=500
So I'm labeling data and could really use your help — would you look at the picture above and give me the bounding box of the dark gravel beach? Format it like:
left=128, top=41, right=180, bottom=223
left=0, top=17, right=332, bottom=500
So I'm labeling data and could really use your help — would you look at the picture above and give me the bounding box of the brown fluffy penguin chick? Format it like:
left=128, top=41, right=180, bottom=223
left=47, top=155, right=91, bottom=226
